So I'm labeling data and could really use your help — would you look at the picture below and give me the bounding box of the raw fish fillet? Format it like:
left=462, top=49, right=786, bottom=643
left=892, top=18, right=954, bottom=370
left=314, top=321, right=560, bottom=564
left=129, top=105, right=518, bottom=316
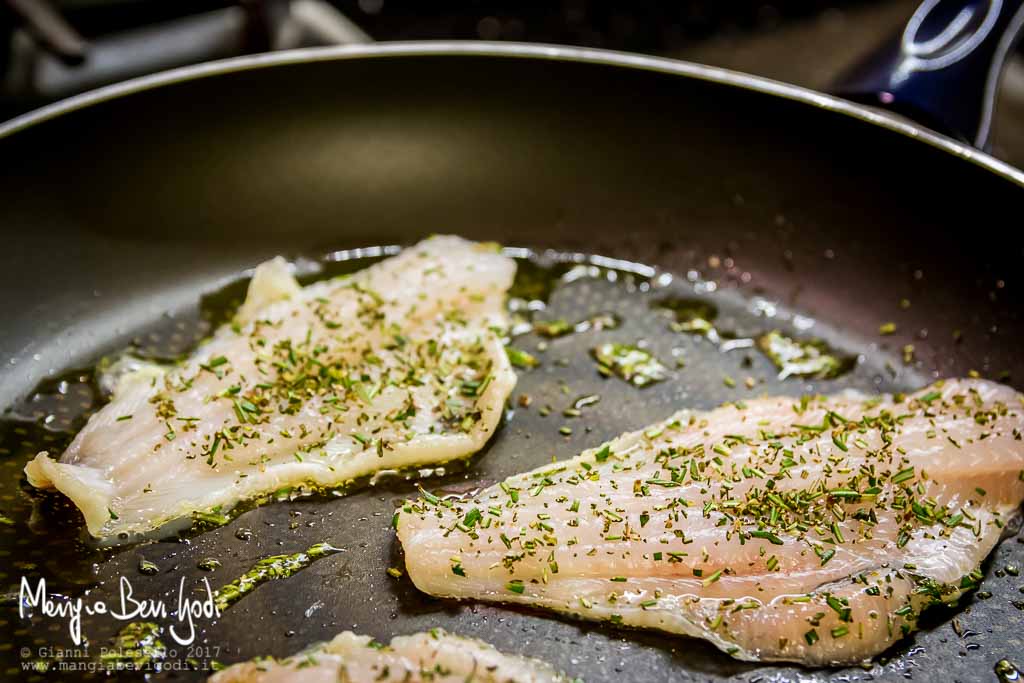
left=26, top=236, right=517, bottom=539
left=397, top=380, right=1024, bottom=665
left=209, top=629, right=571, bottom=683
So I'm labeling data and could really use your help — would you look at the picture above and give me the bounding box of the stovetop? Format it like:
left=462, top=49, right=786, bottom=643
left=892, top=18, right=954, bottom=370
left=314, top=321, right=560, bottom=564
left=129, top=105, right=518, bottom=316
left=335, top=0, right=1024, bottom=168
left=3, top=0, right=1023, bottom=166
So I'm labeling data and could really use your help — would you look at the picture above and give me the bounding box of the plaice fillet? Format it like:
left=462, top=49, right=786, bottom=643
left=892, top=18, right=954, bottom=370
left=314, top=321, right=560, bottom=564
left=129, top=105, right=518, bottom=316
left=208, top=629, right=572, bottom=683
left=26, top=236, right=517, bottom=539
left=397, top=379, right=1024, bottom=666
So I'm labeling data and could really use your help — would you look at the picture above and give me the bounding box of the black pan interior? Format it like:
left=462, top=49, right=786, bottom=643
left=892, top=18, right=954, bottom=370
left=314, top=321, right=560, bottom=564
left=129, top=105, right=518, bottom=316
left=1, top=48, right=1022, bottom=682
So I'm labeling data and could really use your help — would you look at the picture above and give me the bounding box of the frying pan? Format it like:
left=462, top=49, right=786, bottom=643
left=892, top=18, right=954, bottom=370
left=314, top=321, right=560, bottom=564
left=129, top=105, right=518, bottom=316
left=2, top=8, right=1024, bottom=683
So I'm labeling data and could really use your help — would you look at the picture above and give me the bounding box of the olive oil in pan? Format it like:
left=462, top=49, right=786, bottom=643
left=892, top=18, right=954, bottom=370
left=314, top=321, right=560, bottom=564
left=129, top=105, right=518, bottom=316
left=0, top=369, right=110, bottom=590
left=0, top=370, right=117, bottom=681
left=652, top=296, right=854, bottom=380
left=653, top=297, right=719, bottom=337
left=996, top=658, right=1023, bottom=683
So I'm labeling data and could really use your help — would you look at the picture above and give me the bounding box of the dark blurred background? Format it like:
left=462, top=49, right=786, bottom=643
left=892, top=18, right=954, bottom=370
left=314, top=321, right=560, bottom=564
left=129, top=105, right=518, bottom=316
left=3, top=0, right=1023, bottom=166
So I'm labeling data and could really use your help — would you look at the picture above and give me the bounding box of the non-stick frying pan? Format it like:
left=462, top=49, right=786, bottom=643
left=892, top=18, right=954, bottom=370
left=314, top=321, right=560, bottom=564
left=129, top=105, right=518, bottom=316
left=2, top=14, right=1024, bottom=683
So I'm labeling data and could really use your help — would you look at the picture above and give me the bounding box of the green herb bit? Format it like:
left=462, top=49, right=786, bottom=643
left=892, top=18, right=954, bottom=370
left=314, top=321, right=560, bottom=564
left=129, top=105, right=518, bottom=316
left=462, top=508, right=482, bottom=528
left=815, top=546, right=836, bottom=566
left=193, top=508, right=231, bottom=528
left=702, top=569, right=724, bottom=586
left=891, top=467, right=915, bottom=484
left=500, top=482, right=520, bottom=503
left=902, top=344, right=915, bottom=364
left=137, top=559, right=159, bottom=575
left=826, top=594, right=851, bottom=621
left=418, top=486, right=441, bottom=506
left=832, top=431, right=849, bottom=452
left=534, top=319, right=573, bottom=338
left=506, top=346, right=540, bottom=369
left=750, top=530, right=784, bottom=545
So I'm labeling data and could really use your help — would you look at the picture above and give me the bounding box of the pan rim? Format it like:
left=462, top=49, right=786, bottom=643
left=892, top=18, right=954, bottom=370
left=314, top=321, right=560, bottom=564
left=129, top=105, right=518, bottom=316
left=2, top=39, right=1023, bottom=187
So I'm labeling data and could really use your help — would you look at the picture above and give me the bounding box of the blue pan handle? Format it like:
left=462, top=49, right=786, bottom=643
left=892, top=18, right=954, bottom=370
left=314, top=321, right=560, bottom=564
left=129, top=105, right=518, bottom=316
left=833, top=0, right=1024, bottom=149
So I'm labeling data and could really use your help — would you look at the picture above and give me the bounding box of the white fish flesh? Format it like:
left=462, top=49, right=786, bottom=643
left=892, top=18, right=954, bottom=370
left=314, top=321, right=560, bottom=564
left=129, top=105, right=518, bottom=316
left=208, top=629, right=571, bottom=683
left=26, top=236, right=517, bottom=539
left=397, top=379, right=1024, bottom=665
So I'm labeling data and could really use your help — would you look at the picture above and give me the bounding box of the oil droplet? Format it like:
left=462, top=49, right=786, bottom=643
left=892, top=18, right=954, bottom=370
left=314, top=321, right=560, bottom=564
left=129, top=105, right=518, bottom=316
left=653, top=297, right=718, bottom=336
left=756, top=330, right=853, bottom=380
left=508, top=259, right=572, bottom=307
left=995, top=659, right=1021, bottom=683
left=591, top=343, right=668, bottom=388
left=532, top=312, right=622, bottom=339
left=99, top=622, right=166, bottom=669
left=572, top=394, right=601, bottom=410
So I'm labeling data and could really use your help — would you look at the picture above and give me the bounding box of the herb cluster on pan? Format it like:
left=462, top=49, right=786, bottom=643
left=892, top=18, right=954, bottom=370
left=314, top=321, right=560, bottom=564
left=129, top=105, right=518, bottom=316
left=213, top=542, right=339, bottom=612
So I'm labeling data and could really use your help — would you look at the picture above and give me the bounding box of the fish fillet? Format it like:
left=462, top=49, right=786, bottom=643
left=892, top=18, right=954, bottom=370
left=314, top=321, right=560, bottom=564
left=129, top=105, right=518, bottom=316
left=26, top=236, right=517, bottom=539
left=397, top=379, right=1024, bottom=665
left=208, top=629, right=571, bottom=683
